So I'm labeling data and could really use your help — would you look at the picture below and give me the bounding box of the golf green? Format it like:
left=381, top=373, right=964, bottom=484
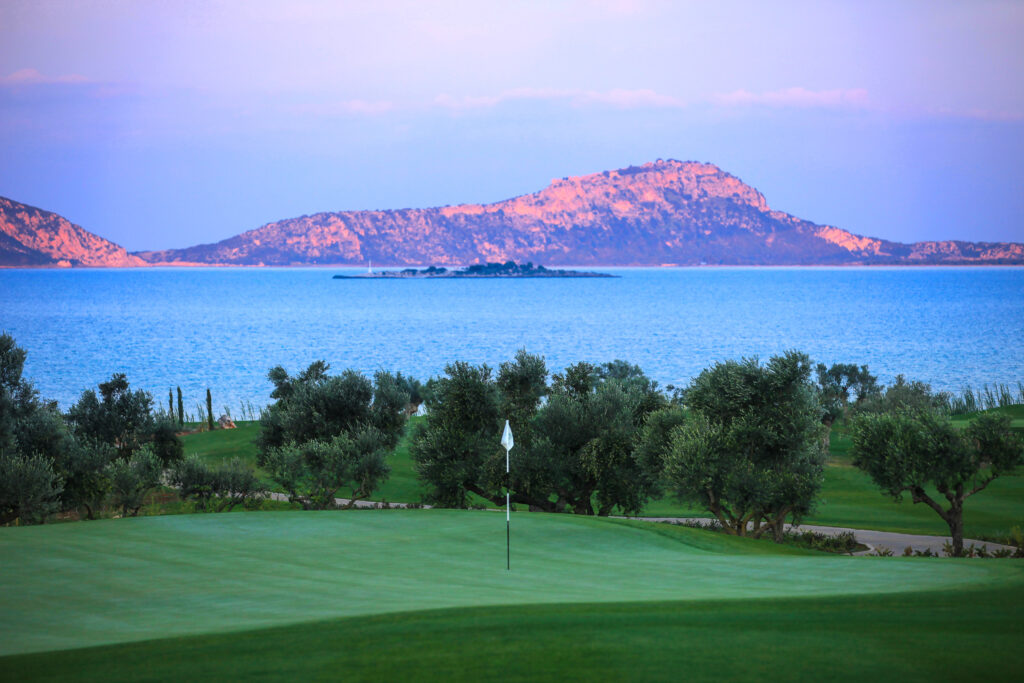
left=2, top=510, right=1020, bottom=658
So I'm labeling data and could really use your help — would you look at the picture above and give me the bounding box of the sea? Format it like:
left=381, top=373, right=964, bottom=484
left=1, top=266, right=1022, bottom=412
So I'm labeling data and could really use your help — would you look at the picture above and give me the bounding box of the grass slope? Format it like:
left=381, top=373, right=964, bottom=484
left=6, top=588, right=1024, bottom=682
left=2, top=511, right=1019, bottom=658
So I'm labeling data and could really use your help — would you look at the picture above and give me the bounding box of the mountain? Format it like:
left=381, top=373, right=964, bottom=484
left=0, top=197, right=144, bottom=267
left=136, top=160, right=1024, bottom=267
left=5, top=161, right=1023, bottom=267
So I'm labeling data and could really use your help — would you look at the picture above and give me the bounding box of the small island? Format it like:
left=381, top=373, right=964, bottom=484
left=333, top=261, right=618, bottom=279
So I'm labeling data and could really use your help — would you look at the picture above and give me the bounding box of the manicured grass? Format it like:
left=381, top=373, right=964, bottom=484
left=5, top=587, right=1024, bottom=682
left=182, top=421, right=269, bottom=480
left=2, top=510, right=1019, bottom=658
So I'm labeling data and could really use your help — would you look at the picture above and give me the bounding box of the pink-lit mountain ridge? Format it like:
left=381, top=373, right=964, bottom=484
left=3, top=160, right=1022, bottom=267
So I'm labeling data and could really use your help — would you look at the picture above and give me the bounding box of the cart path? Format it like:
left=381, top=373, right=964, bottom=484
left=626, top=517, right=1018, bottom=556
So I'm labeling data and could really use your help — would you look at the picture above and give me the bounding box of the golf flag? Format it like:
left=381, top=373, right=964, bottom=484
left=502, top=420, right=513, bottom=570
left=501, top=420, right=514, bottom=452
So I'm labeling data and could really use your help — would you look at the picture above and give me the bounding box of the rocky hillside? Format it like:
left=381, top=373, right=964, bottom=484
left=136, top=160, right=1024, bottom=266
left=0, top=197, right=144, bottom=267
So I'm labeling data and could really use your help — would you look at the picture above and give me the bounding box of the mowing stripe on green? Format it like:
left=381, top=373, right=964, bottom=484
left=3, top=510, right=1021, bottom=656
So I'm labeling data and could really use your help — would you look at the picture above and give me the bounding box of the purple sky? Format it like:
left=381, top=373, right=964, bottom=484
left=1, top=0, right=1022, bottom=251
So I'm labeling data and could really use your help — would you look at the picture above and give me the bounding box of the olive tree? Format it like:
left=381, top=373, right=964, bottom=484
left=530, top=364, right=666, bottom=515
left=171, top=455, right=263, bottom=512
left=256, top=361, right=406, bottom=506
left=815, top=362, right=880, bottom=442
left=67, top=374, right=156, bottom=460
left=0, top=333, right=65, bottom=524
left=850, top=409, right=1023, bottom=556
left=412, top=353, right=667, bottom=515
left=662, top=351, right=827, bottom=540
left=411, top=361, right=504, bottom=508
left=108, top=445, right=162, bottom=517
left=262, top=427, right=389, bottom=509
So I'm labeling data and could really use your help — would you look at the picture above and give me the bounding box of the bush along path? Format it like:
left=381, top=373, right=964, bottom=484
left=627, top=517, right=1019, bottom=556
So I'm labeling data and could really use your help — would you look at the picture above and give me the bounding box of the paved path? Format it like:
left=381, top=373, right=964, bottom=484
left=629, top=517, right=1017, bottom=556
left=266, top=491, right=430, bottom=510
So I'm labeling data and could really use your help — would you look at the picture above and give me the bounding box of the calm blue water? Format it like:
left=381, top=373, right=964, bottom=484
left=1, top=267, right=1022, bottom=411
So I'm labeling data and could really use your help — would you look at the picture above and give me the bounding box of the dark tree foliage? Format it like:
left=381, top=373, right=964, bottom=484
left=411, top=361, right=503, bottom=508
left=108, top=445, right=162, bottom=517
left=151, top=417, right=184, bottom=467
left=67, top=374, right=155, bottom=460
left=815, top=362, right=880, bottom=427
left=256, top=361, right=406, bottom=505
left=171, top=455, right=263, bottom=512
left=393, top=372, right=424, bottom=411
left=662, top=351, right=827, bottom=540
left=261, top=427, right=390, bottom=509
left=258, top=361, right=409, bottom=451
left=853, top=374, right=951, bottom=417
left=531, top=365, right=666, bottom=515
left=206, top=388, right=214, bottom=431
left=176, top=387, right=184, bottom=427
left=0, top=452, right=63, bottom=525
left=0, top=333, right=66, bottom=524
left=412, top=353, right=666, bottom=515
left=633, top=405, right=687, bottom=499
left=370, top=371, right=414, bottom=448
left=851, top=409, right=1023, bottom=556
left=56, top=440, right=116, bottom=520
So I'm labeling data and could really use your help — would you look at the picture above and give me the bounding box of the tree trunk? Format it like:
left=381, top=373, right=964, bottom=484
left=572, top=500, right=594, bottom=515
left=772, top=517, right=786, bottom=543
left=947, top=505, right=964, bottom=557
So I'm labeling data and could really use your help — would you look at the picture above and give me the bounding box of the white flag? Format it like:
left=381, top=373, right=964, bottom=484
left=501, top=420, right=514, bottom=451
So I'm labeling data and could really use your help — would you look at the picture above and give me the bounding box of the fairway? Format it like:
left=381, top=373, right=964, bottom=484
left=2, top=510, right=1021, bottom=659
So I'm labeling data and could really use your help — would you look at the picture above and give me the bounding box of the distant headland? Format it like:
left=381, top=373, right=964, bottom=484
left=332, top=261, right=617, bottom=279
left=4, top=160, right=1024, bottom=267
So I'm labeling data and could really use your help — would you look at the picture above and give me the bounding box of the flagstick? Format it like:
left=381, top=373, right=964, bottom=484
left=500, top=419, right=513, bottom=572
left=505, top=443, right=511, bottom=571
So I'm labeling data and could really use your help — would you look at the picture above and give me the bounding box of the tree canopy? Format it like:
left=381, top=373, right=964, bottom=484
left=412, top=352, right=667, bottom=515
left=256, top=361, right=408, bottom=508
left=661, top=351, right=827, bottom=540
left=850, top=408, right=1023, bottom=555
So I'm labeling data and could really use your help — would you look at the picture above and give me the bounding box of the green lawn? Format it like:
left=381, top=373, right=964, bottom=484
left=181, top=409, right=1024, bottom=538
left=2, top=511, right=1022, bottom=680
left=6, top=590, right=1024, bottom=682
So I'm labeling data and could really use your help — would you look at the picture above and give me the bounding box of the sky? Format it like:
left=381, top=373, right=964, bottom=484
left=1, top=0, right=1022, bottom=251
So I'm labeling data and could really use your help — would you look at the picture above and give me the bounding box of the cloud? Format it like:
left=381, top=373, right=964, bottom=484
left=708, top=87, right=870, bottom=109
left=1, top=68, right=89, bottom=85
left=433, top=87, right=685, bottom=110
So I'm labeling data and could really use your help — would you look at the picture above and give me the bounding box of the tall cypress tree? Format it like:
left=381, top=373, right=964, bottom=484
left=206, top=388, right=214, bottom=431
left=168, top=388, right=174, bottom=419
left=177, top=387, right=184, bottom=427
